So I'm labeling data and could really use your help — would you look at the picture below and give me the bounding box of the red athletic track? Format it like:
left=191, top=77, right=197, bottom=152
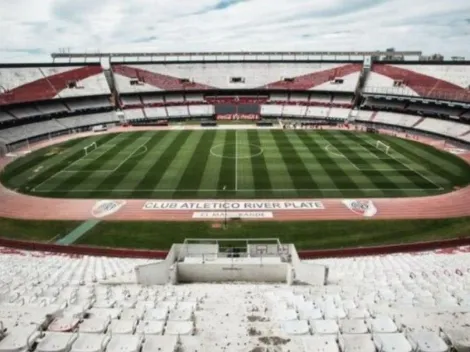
left=1, top=127, right=469, bottom=222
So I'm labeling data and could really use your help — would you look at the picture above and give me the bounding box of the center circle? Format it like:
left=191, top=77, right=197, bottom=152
left=210, top=143, right=264, bottom=159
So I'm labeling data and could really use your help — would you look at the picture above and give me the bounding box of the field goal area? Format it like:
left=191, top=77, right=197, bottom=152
left=324, top=137, right=442, bottom=190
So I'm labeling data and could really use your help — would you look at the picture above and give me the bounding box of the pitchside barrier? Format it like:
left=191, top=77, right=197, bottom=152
left=134, top=238, right=328, bottom=285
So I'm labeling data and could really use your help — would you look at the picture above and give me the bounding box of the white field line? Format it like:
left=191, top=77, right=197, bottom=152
left=33, top=187, right=435, bottom=193
left=57, top=139, right=151, bottom=174
left=365, top=139, right=444, bottom=190
left=33, top=136, right=149, bottom=191
left=324, top=144, right=360, bottom=170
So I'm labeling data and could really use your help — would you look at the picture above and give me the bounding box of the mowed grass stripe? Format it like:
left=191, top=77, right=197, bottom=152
left=299, top=131, right=362, bottom=195
left=84, top=132, right=164, bottom=198
left=174, top=131, right=218, bottom=198
left=216, top=130, right=236, bottom=196
left=198, top=131, right=227, bottom=198
left=51, top=133, right=139, bottom=197
left=2, top=138, right=85, bottom=184
left=372, top=135, right=466, bottom=188
left=324, top=131, right=403, bottom=196
left=344, top=132, right=438, bottom=191
left=271, top=130, right=318, bottom=192
left=131, top=131, right=190, bottom=197
left=247, top=130, right=273, bottom=197
left=27, top=133, right=119, bottom=193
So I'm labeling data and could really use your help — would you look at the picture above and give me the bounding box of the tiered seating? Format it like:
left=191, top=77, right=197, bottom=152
left=120, top=96, right=142, bottom=106
left=414, top=118, right=470, bottom=138
left=261, top=105, right=283, bottom=117
left=0, top=246, right=469, bottom=351
left=358, top=111, right=421, bottom=128
left=166, top=106, right=189, bottom=118
left=164, top=94, right=185, bottom=104
left=364, top=64, right=470, bottom=102
left=188, top=105, right=214, bottom=117
left=283, top=105, right=307, bottom=117
left=124, top=109, right=145, bottom=121
left=329, top=108, right=350, bottom=119
left=0, top=120, right=65, bottom=144
left=0, top=65, right=110, bottom=105
left=7, top=106, right=41, bottom=119
left=36, top=102, right=68, bottom=115
left=305, top=106, right=329, bottom=118
left=141, top=96, right=164, bottom=105
left=58, top=112, right=118, bottom=129
left=67, top=97, right=111, bottom=111
left=0, top=111, right=14, bottom=122
left=185, top=93, right=204, bottom=103
left=112, top=63, right=362, bottom=92
left=144, top=107, right=167, bottom=119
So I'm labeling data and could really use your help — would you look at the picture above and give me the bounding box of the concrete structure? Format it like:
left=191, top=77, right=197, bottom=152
left=135, top=238, right=328, bottom=285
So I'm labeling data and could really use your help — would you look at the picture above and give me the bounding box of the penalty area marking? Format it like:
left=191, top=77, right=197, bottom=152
left=32, top=138, right=151, bottom=192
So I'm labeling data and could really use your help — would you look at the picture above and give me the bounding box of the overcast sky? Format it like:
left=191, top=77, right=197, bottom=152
left=1, top=0, right=469, bottom=62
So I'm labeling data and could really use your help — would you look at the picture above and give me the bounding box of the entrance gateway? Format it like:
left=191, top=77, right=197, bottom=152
left=135, top=238, right=328, bottom=285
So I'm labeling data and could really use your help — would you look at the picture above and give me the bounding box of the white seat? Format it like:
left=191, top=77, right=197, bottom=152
left=165, top=321, right=193, bottom=335
left=339, top=334, right=375, bottom=352
left=106, top=335, right=142, bottom=352
left=407, top=331, right=449, bottom=352
left=310, top=320, right=338, bottom=335
left=144, top=308, right=167, bottom=321
left=135, top=321, right=164, bottom=335
left=78, top=318, right=110, bottom=334
left=368, top=315, right=397, bottom=333
left=0, top=326, right=42, bottom=352
left=48, top=317, right=80, bottom=332
left=374, top=333, right=413, bottom=352
left=168, top=309, right=192, bottom=322
left=141, top=336, right=178, bottom=352
left=70, top=333, right=110, bottom=352
left=87, top=308, right=121, bottom=319
left=299, top=308, right=323, bottom=320
left=340, top=319, right=368, bottom=334
left=442, top=328, right=470, bottom=352
left=281, top=320, right=310, bottom=335
left=301, top=335, right=339, bottom=352
left=275, top=308, right=298, bottom=321
left=109, top=319, right=137, bottom=335
left=36, top=332, right=78, bottom=352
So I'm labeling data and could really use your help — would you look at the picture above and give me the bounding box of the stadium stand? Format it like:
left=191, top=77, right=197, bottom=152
left=0, top=245, right=469, bottom=351
left=188, top=105, right=213, bottom=117
left=124, top=108, right=146, bottom=121
left=0, top=64, right=111, bottom=105
left=144, top=107, right=168, bottom=119
left=364, top=64, right=470, bottom=102
left=112, top=63, right=362, bottom=92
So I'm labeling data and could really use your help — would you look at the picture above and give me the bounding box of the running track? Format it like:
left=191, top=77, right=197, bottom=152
left=1, top=127, right=469, bottom=221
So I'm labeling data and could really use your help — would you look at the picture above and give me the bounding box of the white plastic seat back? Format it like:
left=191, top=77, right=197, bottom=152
left=339, top=334, right=375, bottom=352
left=107, top=335, right=142, bottom=352
left=373, top=333, right=412, bottom=352
left=301, top=335, right=339, bottom=352
left=407, top=331, right=449, bottom=352
left=165, top=321, right=193, bottom=335
left=141, top=336, right=178, bottom=352
left=281, top=320, right=310, bottom=335
left=36, top=332, right=78, bottom=352
left=135, top=321, right=164, bottom=335
left=70, top=333, right=110, bottom=352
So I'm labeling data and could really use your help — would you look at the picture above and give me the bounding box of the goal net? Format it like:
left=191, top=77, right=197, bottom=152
left=375, top=140, right=390, bottom=154
left=84, top=142, right=97, bottom=156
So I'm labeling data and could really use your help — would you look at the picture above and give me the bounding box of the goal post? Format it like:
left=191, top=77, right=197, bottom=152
left=375, top=140, right=390, bottom=154
left=84, top=142, right=97, bottom=156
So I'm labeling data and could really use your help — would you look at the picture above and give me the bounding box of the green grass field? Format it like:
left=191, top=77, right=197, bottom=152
left=2, top=130, right=470, bottom=199
left=1, top=216, right=470, bottom=250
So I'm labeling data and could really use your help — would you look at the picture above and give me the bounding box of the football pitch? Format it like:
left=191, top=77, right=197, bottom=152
left=3, top=129, right=470, bottom=199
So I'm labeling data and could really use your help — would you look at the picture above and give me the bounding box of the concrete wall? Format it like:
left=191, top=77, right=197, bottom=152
left=290, top=244, right=328, bottom=285
left=135, top=244, right=178, bottom=285
left=184, top=244, right=219, bottom=257
left=177, top=262, right=287, bottom=283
